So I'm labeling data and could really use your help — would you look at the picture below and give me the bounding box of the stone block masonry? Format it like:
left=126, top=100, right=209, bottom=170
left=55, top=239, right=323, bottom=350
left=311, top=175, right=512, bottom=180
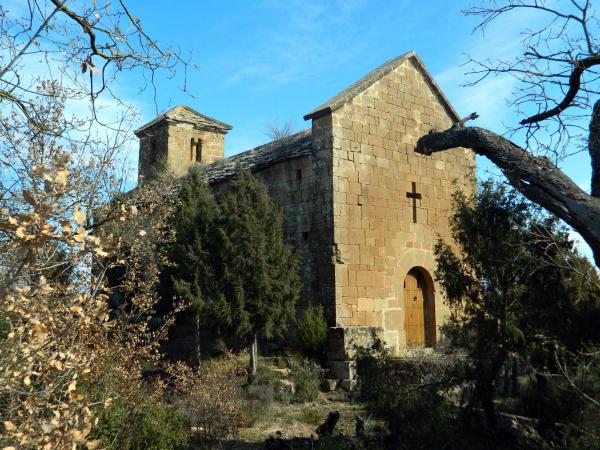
left=135, top=51, right=476, bottom=389
left=328, top=56, right=475, bottom=359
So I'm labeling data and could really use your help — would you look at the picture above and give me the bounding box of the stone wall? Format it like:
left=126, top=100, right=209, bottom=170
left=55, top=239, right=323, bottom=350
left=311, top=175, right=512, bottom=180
left=249, top=155, right=319, bottom=312
left=247, top=117, right=336, bottom=321
left=329, top=58, right=476, bottom=354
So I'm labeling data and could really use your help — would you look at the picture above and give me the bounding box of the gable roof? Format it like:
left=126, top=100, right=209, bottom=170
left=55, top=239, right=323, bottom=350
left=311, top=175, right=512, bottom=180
left=303, top=51, right=460, bottom=122
left=134, top=105, right=232, bottom=136
left=203, top=129, right=312, bottom=184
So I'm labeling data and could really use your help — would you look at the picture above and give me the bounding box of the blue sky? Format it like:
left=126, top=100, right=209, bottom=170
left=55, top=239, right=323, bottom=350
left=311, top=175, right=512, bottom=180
left=86, top=1, right=599, bottom=258
left=132, top=0, right=492, bottom=152
left=122, top=0, right=593, bottom=257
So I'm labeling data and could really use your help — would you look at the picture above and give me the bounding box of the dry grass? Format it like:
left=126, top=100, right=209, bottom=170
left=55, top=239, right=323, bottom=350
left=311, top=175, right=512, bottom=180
left=194, top=392, right=366, bottom=449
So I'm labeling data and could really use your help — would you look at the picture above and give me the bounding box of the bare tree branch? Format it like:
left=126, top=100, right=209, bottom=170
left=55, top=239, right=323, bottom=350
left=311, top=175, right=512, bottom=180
left=416, top=126, right=600, bottom=265
left=520, top=55, right=600, bottom=125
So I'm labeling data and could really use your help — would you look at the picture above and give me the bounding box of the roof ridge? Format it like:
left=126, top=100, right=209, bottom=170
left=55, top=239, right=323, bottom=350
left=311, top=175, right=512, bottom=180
left=203, top=129, right=312, bottom=184
left=303, top=51, right=459, bottom=122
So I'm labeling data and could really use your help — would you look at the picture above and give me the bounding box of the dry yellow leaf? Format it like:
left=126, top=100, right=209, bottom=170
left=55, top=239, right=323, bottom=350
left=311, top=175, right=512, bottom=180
left=93, top=246, right=109, bottom=258
left=40, top=422, right=56, bottom=433
left=73, top=227, right=87, bottom=243
left=32, top=164, right=53, bottom=180
left=54, top=169, right=68, bottom=186
left=138, top=229, right=147, bottom=237
left=71, top=429, right=84, bottom=441
left=15, top=227, right=25, bottom=238
left=32, top=322, right=48, bottom=342
left=61, top=220, right=72, bottom=234
left=3, top=421, right=16, bottom=431
left=23, top=376, right=31, bottom=386
left=70, top=305, right=83, bottom=315
left=86, top=439, right=101, bottom=449
left=50, top=360, right=63, bottom=370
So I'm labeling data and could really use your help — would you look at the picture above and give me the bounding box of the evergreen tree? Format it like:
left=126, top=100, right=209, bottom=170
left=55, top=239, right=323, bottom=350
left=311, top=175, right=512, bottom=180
left=435, top=181, right=600, bottom=431
left=214, top=171, right=300, bottom=374
left=167, top=169, right=300, bottom=372
left=162, top=166, right=221, bottom=365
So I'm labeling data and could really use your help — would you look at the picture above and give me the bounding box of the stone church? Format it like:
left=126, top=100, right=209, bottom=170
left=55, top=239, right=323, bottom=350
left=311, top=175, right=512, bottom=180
left=135, top=51, right=475, bottom=382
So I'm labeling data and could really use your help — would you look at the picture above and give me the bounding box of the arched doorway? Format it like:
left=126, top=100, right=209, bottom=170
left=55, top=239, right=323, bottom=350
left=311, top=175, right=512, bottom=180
left=403, top=267, right=436, bottom=348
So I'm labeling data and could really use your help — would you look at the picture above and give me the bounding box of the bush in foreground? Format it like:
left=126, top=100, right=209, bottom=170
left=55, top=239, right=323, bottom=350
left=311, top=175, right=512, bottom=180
left=296, top=304, right=329, bottom=360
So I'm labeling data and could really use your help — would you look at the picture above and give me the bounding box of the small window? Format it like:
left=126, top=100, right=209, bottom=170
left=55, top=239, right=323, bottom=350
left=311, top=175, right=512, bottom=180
left=149, top=139, right=158, bottom=165
left=302, top=231, right=309, bottom=241
left=195, top=140, right=202, bottom=162
left=296, top=169, right=302, bottom=181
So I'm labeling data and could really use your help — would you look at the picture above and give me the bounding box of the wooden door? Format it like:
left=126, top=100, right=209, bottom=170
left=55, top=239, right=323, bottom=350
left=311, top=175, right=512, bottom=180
left=404, top=269, right=426, bottom=347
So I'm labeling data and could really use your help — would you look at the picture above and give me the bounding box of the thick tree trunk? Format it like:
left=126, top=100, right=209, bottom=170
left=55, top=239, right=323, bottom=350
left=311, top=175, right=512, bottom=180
left=416, top=126, right=600, bottom=266
left=589, top=101, right=600, bottom=197
left=462, top=351, right=507, bottom=431
left=249, top=333, right=258, bottom=377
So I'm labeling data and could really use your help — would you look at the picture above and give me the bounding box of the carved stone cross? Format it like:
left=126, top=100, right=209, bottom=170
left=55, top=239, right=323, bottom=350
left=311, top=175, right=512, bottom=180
left=406, top=182, right=422, bottom=224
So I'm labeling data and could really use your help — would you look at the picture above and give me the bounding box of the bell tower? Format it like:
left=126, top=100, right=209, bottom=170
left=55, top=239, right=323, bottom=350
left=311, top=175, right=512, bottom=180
left=134, top=105, right=232, bottom=180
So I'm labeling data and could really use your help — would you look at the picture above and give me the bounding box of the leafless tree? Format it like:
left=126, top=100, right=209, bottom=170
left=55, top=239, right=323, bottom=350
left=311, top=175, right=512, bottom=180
left=0, top=3, right=189, bottom=446
left=415, top=1, right=600, bottom=266
left=265, top=118, right=295, bottom=141
left=0, top=0, right=189, bottom=281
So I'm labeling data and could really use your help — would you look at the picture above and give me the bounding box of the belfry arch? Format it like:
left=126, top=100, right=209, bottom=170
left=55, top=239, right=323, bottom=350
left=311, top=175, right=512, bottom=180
left=403, top=267, right=436, bottom=348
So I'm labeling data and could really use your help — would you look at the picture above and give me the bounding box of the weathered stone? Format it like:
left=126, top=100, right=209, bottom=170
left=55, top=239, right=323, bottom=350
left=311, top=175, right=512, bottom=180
left=136, top=51, right=475, bottom=376
left=340, top=379, right=358, bottom=391
left=328, top=360, right=357, bottom=380
left=320, top=379, right=340, bottom=392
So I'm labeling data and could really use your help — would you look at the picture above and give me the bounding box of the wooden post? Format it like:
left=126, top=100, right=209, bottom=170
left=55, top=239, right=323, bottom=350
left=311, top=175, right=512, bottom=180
left=249, top=333, right=258, bottom=377
left=195, top=314, right=201, bottom=368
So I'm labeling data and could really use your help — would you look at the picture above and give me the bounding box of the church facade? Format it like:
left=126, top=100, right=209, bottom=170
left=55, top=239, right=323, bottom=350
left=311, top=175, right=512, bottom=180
left=135, top=51, right=476, bottom=383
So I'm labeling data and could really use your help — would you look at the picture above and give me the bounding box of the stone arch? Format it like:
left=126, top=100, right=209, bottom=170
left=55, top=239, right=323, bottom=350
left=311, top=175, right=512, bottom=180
left=403, top=266, right=436, bottom=348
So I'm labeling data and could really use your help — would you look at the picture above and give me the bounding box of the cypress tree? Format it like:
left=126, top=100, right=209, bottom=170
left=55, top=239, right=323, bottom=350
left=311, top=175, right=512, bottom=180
left=435, top=181, right=600, bottom=431
left=163, top=166, right=221, bottom=365
left=167, top=169, right=300, bottom=372
left=214, top=171, right=300, bottom=374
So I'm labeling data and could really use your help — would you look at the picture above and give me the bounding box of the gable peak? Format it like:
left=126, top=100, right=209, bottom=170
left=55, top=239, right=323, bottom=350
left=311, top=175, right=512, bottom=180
left=303, top=51, right=459, bottom=122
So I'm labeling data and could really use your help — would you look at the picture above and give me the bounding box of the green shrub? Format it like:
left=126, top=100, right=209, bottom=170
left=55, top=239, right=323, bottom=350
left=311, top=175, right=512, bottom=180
left=94, top=397, right=189, bottom=450
left=296, top=305, right=328, bottom=358
left=290, top=358, right=324, bottom=402
left=252, top=364, right=284, bottom=388
left=296, top=408, right=321, bottom=425
left=355, top=334, right=464, bottom=449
